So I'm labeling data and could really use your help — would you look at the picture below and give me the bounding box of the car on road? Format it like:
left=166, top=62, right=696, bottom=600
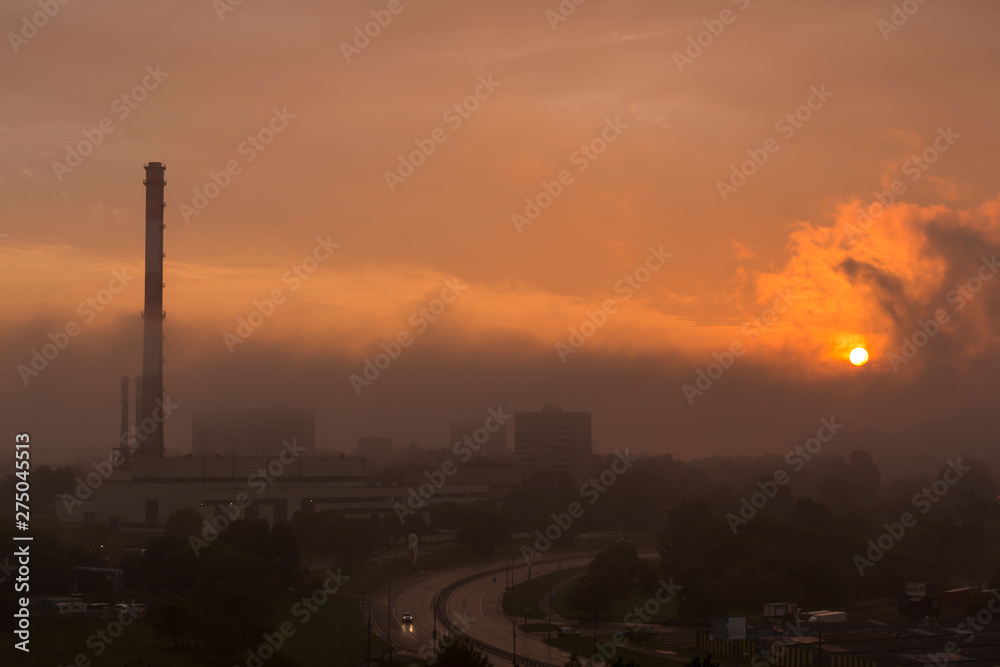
left=402, top=612, right=413, bottom=624
left=557, top=627, right=579, bottom=637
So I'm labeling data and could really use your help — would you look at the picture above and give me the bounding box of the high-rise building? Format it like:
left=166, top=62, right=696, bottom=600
left=358, top=437, right=392, bottom=470
left=192, top=405, right=315, bottom=456
left=514, top=405, right=591, bottom=485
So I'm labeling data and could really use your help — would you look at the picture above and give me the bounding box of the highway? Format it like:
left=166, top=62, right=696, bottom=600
left=368, top=553, right=590, bottom=666
left=368, top=549, right=658, bottom=666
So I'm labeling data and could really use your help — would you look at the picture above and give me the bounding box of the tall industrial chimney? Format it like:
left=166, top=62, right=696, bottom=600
left=137, top=162, right=166, bottom=457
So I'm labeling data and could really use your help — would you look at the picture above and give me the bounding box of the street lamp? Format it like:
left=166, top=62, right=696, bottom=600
left=512, top=617, right=517, bottom=667
left=524, top=555, right=532, bottom=624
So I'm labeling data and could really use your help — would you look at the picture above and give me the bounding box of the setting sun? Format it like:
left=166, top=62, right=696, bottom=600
left=850, top=347, right=870, bottom=366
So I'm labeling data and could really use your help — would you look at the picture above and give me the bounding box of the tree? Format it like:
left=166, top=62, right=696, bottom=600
left=190, top=580, right=274, bottom=659
left=431, top=501, right=465, bottom=530
left=146, top=593, right=199, bottom=649
left=566, top=572, right=616, bottom=615
left=501, top=470, right=577, bottom=532
left=659, top=500, right=723, bottom=582
left=567, top=541, right=655, bottom=615
left=676, top=580, right=727, bottom=621
left=847, top=450, right=881, bottom=501
left=270, top=522, right=302, bottom=587
left=139, top=522, right=299, bottom=660
left=457, top=502, right=511, bottom=555
left=589, top=542, right=656, bottom=595
left=435, top=635, right=492, bottom=667
left=287, top=510, right=371, bottom=565
left=143, top=536, right=200, bottom=593
left=165, top=508, right=203, bottom=540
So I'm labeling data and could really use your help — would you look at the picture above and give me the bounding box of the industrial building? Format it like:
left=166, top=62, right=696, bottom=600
left=358, top=437, right=393, bottom=470
left=59, top=454, right=489, bottom=529
left=400, top=465, right=523, bottom=500
left=60, top=163, right=491, bottom=531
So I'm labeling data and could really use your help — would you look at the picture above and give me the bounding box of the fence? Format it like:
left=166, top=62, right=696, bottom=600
left=695, top=629, right=823, bottom=667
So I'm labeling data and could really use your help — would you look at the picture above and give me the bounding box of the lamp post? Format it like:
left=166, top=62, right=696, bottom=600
left=524, top=555, right=531, bottom=625
left=512, top=618, right=517, bottom=667
left=364, top=566, right=371, bottom=660
left=547, top=587, right=553, bottom=646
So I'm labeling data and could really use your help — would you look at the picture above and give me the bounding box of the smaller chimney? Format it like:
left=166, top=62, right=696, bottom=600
left=119, top=376, right=132, bottom=468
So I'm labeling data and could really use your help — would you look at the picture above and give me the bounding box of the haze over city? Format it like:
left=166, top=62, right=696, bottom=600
left=5, top=1, right=1000, bottom=667
left=5, top=2, right=1000, bottom=477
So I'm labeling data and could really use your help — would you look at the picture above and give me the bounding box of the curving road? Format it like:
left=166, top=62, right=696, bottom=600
left=368, top=549, right=658, bottom=666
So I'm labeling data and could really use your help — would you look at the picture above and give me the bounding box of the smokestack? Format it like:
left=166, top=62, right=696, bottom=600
left=138, top=162, right=166, bottom=457
left=119, top=376, right=131, bottom=466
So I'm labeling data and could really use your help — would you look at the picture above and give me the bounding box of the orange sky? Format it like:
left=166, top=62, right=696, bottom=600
left=3, top=0, right=1000, bottom=469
